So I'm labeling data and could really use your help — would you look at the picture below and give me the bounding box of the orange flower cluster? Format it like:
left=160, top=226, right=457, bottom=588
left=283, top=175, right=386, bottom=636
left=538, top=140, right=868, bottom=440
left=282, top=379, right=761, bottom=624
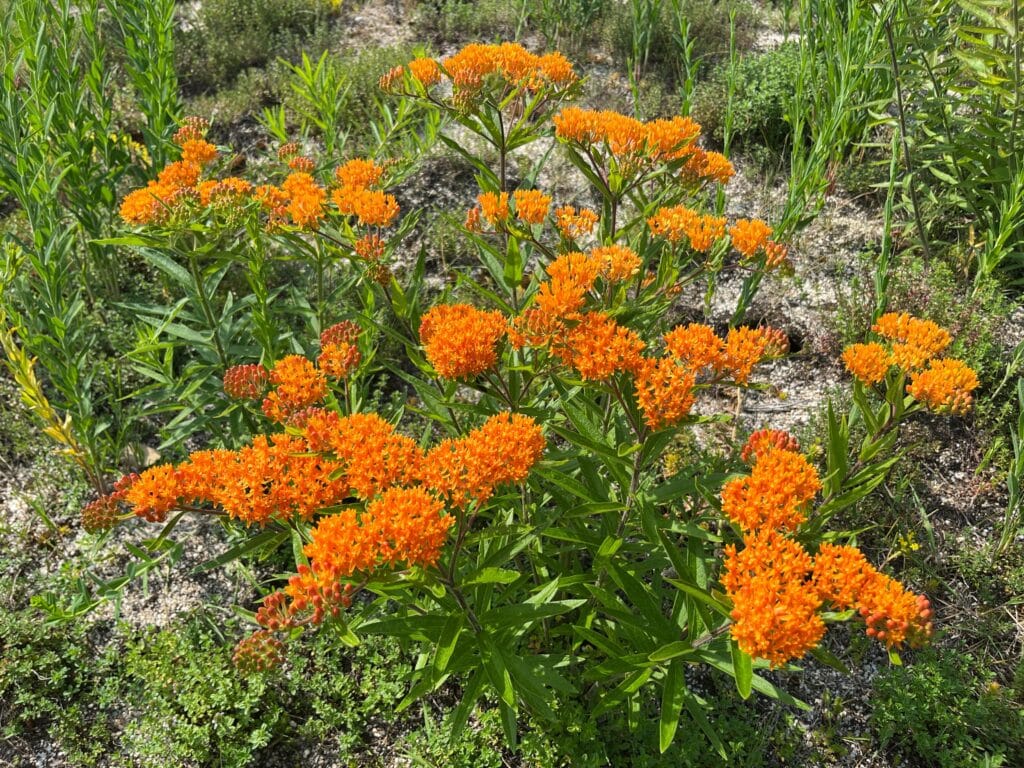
left=302, top=487, right=452, bottom=581
left=262, top=355, right=328, bottom=423
left=591, top=244, right=641, bottom=282
left=728, top=218, right=774, bottom=258
left=663, top=323, right=725, bottom=372
left=224, top=363, right=270, bottom=400
left=872, top=312, right=951, bottom=370
left=513, top=188, right=552, bottom=225
left=740, top=429, right=800, bottom=464
left=647, top=206, right=727, bottom=252
left=318, top=341, right=360, bottom=379
left=421, top=412, right=546, bottom=508
left=408, top=57, right=442, bottom=87
left=907, top=358, right=979, bottom=415
left=842, top=342, right=892, bottom=386
left=680, top=146, right=735, bottom=185
left=119, top=158, right=204, bottom=225
left=551, top=311, right=646, bottom=381
left=335, top=158, right=385, bottom=190
left=197, top=177, right=252, bottom=207
left=842, top=314, right=978, bottom=413
left=722, top=326, right=784, bottom=384
left=354, top=233, right=386, bottom=260
left=330, top=158, right=399, bottom=228
left=123, top=433, right=347, bottom=525
left=553, top=205, right=599, bottom=240
left=813, top=543, right=933, bottom=647
left=717, top=433, right=933, bottom=664
left=233, top=629, right=286, bottom=674
left=553, top=108, right=701, bottom=163
left=721, top=530, right=825, bottom=668
left=245, top=411, right=544, bottom=629
left=281, top=172, right=327, bottom=229
left=721, top=444, right=821, bottom=532
left=173, top=117, right=209, bottom=145
left=419, top=303, right=507, bottom=379
left=441, top=43, right=577, bottom=93
left=477, top=191, right=510, bottom=226
left=633, top=357, right=696, bottom=430
left=80, top=473, right=137, bottom=533
left=302, top=410, right=425, bottom=500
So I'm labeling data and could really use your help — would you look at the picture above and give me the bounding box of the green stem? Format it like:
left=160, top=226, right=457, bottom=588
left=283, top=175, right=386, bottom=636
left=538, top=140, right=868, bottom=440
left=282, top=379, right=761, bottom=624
left=188, top=254, right=229, bottom=369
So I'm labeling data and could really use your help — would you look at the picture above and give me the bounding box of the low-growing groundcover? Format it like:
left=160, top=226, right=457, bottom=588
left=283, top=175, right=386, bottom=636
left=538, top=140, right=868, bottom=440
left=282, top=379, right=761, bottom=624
left=2, top=1, right=1024, bottom=766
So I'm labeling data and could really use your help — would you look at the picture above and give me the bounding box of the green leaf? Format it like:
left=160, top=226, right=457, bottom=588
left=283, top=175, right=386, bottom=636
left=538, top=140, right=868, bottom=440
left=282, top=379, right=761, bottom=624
left=731, top=639, right=753, bottom=699
left=464, top=567, right=521, bottom=586
left=659, top=660, right=685, bottom=753
left=433, top=613, right=463, bottom=677
left=648, top=640, right=693, bottom=663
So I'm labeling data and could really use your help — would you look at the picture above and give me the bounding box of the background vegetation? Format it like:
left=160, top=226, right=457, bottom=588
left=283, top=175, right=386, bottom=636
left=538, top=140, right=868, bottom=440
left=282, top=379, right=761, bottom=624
left=1, top=0, right=1022, bottom=765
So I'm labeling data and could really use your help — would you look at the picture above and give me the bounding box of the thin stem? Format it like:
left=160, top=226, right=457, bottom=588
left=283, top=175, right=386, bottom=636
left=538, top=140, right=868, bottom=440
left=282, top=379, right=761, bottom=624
left=188, top=254, right=229, bottom=369
left=884, top=16, right=932, bottom=260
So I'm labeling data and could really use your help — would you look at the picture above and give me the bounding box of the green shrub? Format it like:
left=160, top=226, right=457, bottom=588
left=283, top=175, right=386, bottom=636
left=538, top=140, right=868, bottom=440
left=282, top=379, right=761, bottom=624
left=175, top=0, right=338, bottom=93
left=691, top=43, right=801, bottom=149
left=120, top=619, right=286, bottom=767
left=0, top=610, right=120, bottom=765
left=871, top=648, right=1024, bottom=767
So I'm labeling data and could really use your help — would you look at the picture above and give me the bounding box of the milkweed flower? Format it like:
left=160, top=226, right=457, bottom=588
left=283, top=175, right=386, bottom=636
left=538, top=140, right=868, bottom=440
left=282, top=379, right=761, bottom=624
left=647, top=205, right=727, bottom=252
left=720, top=446, right=821, bottom=532
left=729, top=218, right=773, bottom=258
left=478, top=191, right=510, bottom=226
left=354, top=233, right=385, bottom=260
left=233, top=630, right=286, bottom=673
left=906, top=358, right=979, bottom=414
left=857, top=573, right=933, bottom=648
left=680, top=147, right=735, bottom=185
left=721, top=530, right=825, bottom=668
left=82, top=495, right=121, bottom=533
left=663, top=323, right=725, bottom=373
left=740, top=429, right=800, bottom=464
left=719, top=326, right=782, bottom=384
left=318, top=342, right=360, bottom=379
left=408, top=57, right=441, bottom=87
left=812, top=543, right=878, bottom=611
left=332, top=187, right=400, bottom=227
left=591, top=244, right=641, bottom=282
left=288, top=156, right=315, bottom=173
left=554, top=205, right=599, bottom=240
left=535, top=251, right=601, bottom=318
left=281, top=172, right=326, bottom=228
left=223, top=363, right=270, bottom=400
left=335, top=158, right=385, bottom=190
left=842, top=342, right=892, bottom=386
left=552, top=312, right=646, bottom=381
left=872, top=312, right=951, bottom=370
left=302, top=410, right=425, bottom=500
left=262, top=355, right=327, bottom=423
left=124, top=464, right=181, bottom=523
left=302, top=486, right=452, bottom=580
left=419, top=303, right=507, bottom=379
left=633, top=357, right=696, bottom=430
left=173, top=116, right=210, bottom=145
left=321, top=320, right=361, bottom=347
left=513, top=189, right=552, bottom=225
left=422, top=412, right=545, bottom=507
left=180, top=139, right=218, bottom=167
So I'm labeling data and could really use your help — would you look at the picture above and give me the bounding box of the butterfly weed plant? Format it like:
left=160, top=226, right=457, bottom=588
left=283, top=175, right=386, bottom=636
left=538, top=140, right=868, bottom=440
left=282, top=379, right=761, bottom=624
left=68, top=43, right=981, bottom=754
